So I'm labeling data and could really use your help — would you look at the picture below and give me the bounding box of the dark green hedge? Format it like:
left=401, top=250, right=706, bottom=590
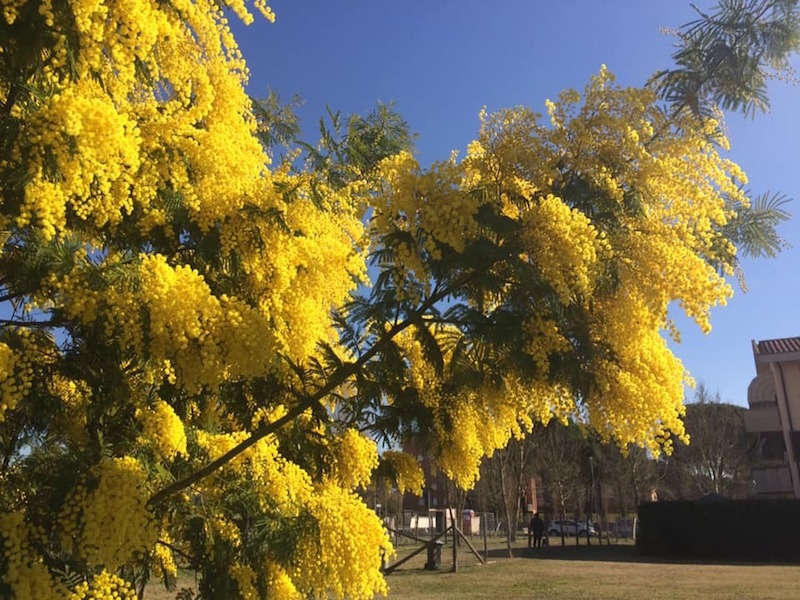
left=637, top=499, right=800, bottom=560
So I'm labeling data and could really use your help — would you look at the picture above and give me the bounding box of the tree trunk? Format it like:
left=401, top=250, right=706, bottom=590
left=499, top=455, right=514, bottom=557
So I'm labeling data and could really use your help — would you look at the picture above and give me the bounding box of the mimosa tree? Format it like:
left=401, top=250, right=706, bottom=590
left=0, top=1, right=794, bottom=599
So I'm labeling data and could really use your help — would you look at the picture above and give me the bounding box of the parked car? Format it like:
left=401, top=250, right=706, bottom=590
left=547, top=519, right=597, bottom=537
left=610, top=518, right=637, bottom=539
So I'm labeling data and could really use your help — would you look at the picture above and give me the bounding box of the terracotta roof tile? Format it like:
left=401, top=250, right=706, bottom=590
left=757, top=337, right=800, bottom=356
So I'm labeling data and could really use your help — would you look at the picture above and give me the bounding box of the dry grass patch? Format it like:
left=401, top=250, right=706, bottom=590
left=385, top=542, right=800, bottom=600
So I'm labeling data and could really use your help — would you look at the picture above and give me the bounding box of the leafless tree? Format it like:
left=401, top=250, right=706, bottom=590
left=662, top=384, right=757, bottom=498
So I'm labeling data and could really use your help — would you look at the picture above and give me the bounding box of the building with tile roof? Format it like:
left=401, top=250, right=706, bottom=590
left=746, top=336, right=800, bottom=498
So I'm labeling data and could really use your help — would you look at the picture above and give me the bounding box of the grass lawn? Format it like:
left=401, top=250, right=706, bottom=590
left=385, top=537, right=800, bottom=600
left=145, top=537, right=800, bottom=599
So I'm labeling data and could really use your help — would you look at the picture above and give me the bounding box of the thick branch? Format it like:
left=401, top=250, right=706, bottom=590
left=2, top=83, right=20, bottom=116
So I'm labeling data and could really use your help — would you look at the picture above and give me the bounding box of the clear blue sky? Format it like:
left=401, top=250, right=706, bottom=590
left=235, top=1, right=800, bottom=407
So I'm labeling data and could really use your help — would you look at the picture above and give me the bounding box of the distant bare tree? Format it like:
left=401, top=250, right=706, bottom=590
left=662, top=384, right=757, bottom=498
left=535, top=422, right=585, bottom=545
left=475, top=433, right=539, bottom=557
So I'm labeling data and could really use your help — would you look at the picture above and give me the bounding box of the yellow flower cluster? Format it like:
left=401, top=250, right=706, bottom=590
left=47, top=374, right=90, bottom=445
left=435, top=397, right=487, bottom=489
left=206, top=516, right=242, bottom=551
left=0, top=340, right=33, bottom=422
left=433, top=379, right=572, bottom=489
left=391, top=328, right=442, bottom=409
left=521, top=194, right=610, bottom=303
left=19, top=79, right=140, bottom=239
left=266, top=563, right=301, bottom=600
left=294, top=486, right=393, bottom=600
left=330, top=429, right=379, bottom=489
left=434, top=378, right=564, bottom=489
left=47, top=248, right=309, bottom=394
left=191, top=427, right=397, bottom=599
left=136, top=399, right=187, bottom=460
left=230, top=563, right=259, bottom=600
left=381, top=451, right=425, bottom=496
left=372, top=151, right=480, bottom=300
left=196, top=430, right=250, bottom=469
left=0, top=510, right=64, bottom=600
left=195, top=428, right=315, bottom=515
left=138, top=254, right=276, bottom=392
left=222, top=173, right=369, bottom=363
left=61, top=457, right=156, bottom=570
left=45, top=269, right=102, bottom=330
left=1, top=0, right=25, bottom=24
left=585, top=293, right=690, bottom=454
left=522, top=315, right=570, bottom=374
left=67, top=570, right=137, bottom=600
left=5, top=0, right=275, bottom=241
left=151, top=538, right=178, bottom=579
left=392, top=325, right=577, bottom=489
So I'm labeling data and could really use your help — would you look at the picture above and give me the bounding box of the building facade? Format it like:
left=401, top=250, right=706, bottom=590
left=745, top=337, right=800, bottom=498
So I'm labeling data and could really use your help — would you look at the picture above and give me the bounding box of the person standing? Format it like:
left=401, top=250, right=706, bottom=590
left=529, top=513, right=545, bottom=548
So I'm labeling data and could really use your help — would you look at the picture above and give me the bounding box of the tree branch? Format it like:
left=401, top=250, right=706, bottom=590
left=147, top=265, right=488, bottom=508
left=2, top=82, right=20, bottom=116
left=156, top=539, right=195, bottom=563
left=0, top=318, right=58, bottom=328
left=0, top=293, right=24, bottom=303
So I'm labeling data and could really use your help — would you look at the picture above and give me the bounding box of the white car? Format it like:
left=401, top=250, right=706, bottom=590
left=547, top=519, right=597, bottom=537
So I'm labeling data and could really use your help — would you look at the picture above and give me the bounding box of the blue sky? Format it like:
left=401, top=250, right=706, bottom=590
left=232, top=1, right=800, bottom=408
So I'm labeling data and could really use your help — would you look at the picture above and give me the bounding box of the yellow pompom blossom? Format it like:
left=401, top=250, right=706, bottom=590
left=222, top=172, right=369, bottom=362
left=205, top=515, right=243, bottom=551
left=521, top=194, right=611, bottom=304
left=293, top=486, right=393, bottom=600
left=373, top=151, right=480, bottom=301
left=47, top=374, right=91, bottom=445
left=382, top=451, right=425, bottom=496
left=434, top=380, right=577, bottom=489
left=137, top=399, right=187, bottom=460
left=67, top=570, right=137, bottom=600
left=330, top=429, right=379, bottom=489
left=190, top=425, right=393, bottom=599
left=0, top=511, right=66, bottom=600
left=6, top=0, right=270, bottom=242
left=61, top=457, right=156, bottom=570
left=231, top=563, right=259, bottom=600
left=391, top=325, right=577, bottom=489
left=265, top=564, right=302, bottom=600
left=0, top=340, right=33, bottom=422
left=585, top=293, right=691, bottom=455
left=194, top=427, right=316, bottom=516
left=151, top=538, right=178, bottom=579
left=522, top=315, right=571, bottom=374
left=19, top=78, right=141, bottom=239
left=137, top=254, right=277, bottom=392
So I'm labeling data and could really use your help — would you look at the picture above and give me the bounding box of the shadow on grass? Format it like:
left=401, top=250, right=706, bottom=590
left=508, top=542, right=800, bottom=567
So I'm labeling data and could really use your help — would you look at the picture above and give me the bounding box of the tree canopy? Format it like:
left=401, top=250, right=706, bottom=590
left=0, top=1, right=794, bottom=599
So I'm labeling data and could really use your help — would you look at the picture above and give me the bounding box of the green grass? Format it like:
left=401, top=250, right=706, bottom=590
left=145, top=537, right=800, bottom=599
